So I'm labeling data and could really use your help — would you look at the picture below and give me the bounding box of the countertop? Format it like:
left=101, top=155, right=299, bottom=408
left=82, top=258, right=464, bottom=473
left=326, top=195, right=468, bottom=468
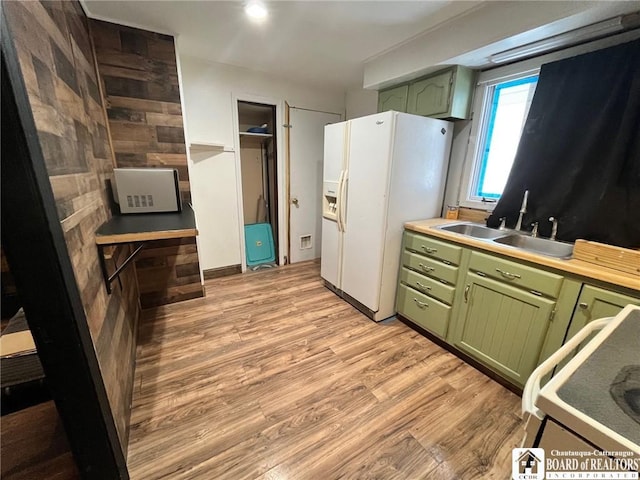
left=405, top=218, right=640, bottom=292
left=95, top=205, right=197, bottom=245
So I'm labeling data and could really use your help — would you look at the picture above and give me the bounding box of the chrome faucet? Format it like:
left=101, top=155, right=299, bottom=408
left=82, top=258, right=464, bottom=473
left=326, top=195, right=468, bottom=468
left=531, top=222, right=539, bottom=238
left=499, top=217, right=507, bottom=230
left=514, top=190, right=529, bottom=231
left=549, top=217, right=558, bottom=241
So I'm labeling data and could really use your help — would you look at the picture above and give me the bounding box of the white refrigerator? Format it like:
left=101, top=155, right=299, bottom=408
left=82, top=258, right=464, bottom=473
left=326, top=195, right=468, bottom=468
left=320, top=111, right=453, bottom=321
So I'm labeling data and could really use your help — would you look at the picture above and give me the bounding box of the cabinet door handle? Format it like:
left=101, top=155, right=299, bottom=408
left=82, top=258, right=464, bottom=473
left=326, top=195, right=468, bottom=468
left=416, top=281, right=431, bottom=291
left=464, top=284, right=470, bottom=303
left=579, top=302, right=589, bottom=310
left=419, top=263, right=435, bottom=272
left=496, top=268, right=521, bottom=280
left=421, top=246, right=437, bottom=254
left=413, top=298, right=429, bottom=308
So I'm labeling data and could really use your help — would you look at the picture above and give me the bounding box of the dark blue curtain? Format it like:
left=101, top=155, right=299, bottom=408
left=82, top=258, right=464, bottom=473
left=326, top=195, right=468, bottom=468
left=487, top=38, right=640, bottom=248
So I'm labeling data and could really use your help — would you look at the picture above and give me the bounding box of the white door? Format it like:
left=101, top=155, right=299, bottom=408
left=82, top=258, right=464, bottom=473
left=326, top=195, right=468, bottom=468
left=289, top=108, right=342, bottom=263
left=340, top=112, right=394, bottom=312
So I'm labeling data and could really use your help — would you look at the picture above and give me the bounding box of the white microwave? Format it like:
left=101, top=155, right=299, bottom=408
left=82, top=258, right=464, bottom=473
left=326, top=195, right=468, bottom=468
left=113, top=168, right=181, bottom=214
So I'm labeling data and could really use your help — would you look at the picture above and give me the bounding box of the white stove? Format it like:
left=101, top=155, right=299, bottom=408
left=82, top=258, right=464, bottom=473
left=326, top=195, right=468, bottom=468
left=523, top=304, right=640, bottom=458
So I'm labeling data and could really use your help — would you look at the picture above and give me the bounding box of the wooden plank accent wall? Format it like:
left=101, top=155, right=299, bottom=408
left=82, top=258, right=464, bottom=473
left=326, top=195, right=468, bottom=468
left=90, top=20, right=204, bottom=308
left=3, top=0, right=139, bottom=453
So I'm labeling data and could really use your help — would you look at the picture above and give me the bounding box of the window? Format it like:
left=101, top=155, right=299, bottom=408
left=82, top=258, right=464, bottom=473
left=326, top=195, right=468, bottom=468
left=452, top=34, right=629, bottom=211
left=461, top=72, right=538, bottom=207
left=475, top=76, right=538, bottom=198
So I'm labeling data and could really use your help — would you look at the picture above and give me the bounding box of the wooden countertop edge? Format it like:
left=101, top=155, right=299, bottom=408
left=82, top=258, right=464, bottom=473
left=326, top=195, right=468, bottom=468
left=405, top=218, right=640, bottom=293
left=95, top=228, right=198, bottom=245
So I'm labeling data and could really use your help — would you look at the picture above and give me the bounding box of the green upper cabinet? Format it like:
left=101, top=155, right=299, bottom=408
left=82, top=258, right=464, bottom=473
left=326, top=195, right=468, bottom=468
left=378, top=66, right=475, bottom=120
left=377, top=85, right=408, bottom=113
left=406, top=70, right=453, bottom=117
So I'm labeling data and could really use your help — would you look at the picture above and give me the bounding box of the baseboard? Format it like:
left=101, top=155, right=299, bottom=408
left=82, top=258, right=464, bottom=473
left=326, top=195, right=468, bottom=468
left=203, top=264, right=242, bottom=280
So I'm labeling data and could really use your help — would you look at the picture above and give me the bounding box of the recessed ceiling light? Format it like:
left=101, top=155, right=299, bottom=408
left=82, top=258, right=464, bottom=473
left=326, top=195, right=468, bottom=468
left=245, top=1, right=268, bottom=21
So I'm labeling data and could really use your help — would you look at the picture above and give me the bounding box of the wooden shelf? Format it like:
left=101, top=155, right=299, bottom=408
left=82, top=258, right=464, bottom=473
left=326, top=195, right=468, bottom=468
left=95, top=206, right=198, bottom=294
left=239, top=132, right=272, bottom=138
left=95, top=206, right=198, bottom=245
left=189, top=142, right=228, bottom=152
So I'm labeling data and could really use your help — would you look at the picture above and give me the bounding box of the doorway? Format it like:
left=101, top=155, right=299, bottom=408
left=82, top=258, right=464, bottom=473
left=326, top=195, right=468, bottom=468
left=288, top=107, right=342, bottom=263
left=237, top=101, right=279, bottom=269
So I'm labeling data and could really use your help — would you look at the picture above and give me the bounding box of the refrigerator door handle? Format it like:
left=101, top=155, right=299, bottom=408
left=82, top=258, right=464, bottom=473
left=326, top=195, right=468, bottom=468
left=336, top=170, right=345, bottom=232
left=339, top=169, right=348, bottom=232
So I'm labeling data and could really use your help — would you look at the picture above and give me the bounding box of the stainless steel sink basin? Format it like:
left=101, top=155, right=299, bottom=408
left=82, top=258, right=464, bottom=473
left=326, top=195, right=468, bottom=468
left=435, top=221, right=574, bottom=259
left=438, top=223, right=506, bottom=239
left=493, top=234, right=574, bottom=259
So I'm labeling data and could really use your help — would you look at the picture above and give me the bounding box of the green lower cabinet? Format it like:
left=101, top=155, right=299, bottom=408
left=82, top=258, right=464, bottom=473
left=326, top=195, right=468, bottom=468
left=451, top=272, right=556, bottom=387
left=397, top=283, right=451, bottom=339
left=565, top=285, right=639, bottom=340
left=555, top=285, right=640, bottom=371
left=396, top=229, right=640, bottom=389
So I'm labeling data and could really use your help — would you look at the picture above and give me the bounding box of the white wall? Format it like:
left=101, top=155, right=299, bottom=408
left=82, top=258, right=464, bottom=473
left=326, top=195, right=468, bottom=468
left=442, top=119, right=472, bottom=214
left=179, top=55, right=345, bottom=271
left=363, top=2, right=639, bottom=89
left=345, top=88, right=378, bottom=120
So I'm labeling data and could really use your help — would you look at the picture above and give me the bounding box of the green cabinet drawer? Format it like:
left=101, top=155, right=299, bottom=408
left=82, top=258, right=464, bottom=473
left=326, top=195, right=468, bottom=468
left=397, top=283, right=451, bottom=339
left=468, top=251, right=563, bottom=298
left=402, top=251, right=458, bottom=285
left=399, top=267, right=455, bottom=305
left=404, top=232, right=462, bottom=266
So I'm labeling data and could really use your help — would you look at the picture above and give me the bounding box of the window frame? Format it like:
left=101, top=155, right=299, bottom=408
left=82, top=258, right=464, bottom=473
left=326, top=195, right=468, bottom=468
left=459, top=67, right=540, bottom=209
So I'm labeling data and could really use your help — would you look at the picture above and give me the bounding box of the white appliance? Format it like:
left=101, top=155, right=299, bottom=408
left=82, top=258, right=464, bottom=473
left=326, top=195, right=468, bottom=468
left=522, top=305, right=640, bottom=456
left=320, top=111, right=453, bottom=321
left=113, top=168, right=181, bottom=214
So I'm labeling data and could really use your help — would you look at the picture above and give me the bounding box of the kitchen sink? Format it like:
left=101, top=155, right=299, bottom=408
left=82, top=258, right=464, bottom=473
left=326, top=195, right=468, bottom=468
left=493, top=234, right=574, bottom=259
left=435, top=221, right=575, bottom=259
left=437, top=223, right=506, bottom=239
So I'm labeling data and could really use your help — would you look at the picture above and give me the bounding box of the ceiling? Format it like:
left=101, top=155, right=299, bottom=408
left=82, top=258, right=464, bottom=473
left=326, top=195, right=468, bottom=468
left=82, top=1, right=639, bottom=92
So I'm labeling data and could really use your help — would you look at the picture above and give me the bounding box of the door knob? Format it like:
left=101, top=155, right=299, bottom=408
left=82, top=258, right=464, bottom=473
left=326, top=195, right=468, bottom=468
left=291, top=197, right=299, bottom=207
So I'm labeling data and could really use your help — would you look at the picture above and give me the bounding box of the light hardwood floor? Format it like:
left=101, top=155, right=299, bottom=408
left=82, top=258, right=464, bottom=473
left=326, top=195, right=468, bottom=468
left=1, top=401, right=79, bottom=480
left=127, top=261, right=524, bottom=479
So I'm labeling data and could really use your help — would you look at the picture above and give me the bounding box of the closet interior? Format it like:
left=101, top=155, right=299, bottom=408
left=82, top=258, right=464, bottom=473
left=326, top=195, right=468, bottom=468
left=237, top=101, right=279, bottom=269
